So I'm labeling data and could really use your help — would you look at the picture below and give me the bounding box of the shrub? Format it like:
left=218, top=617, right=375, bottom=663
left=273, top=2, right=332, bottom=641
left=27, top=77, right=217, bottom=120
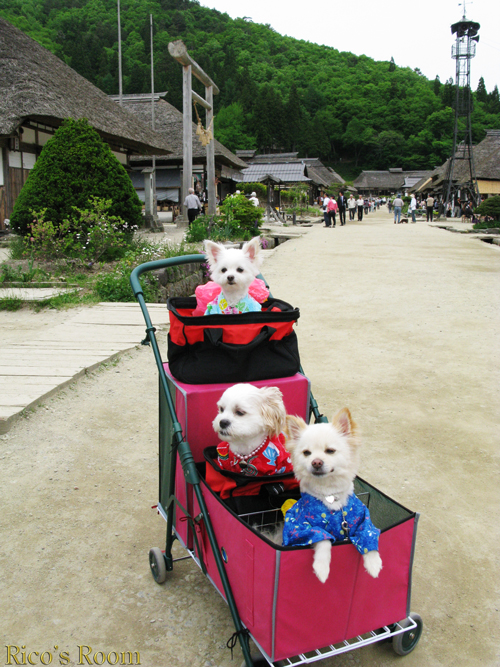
left=25, top=198, right=134, bottom=265
left=474, top=196, right=500, bottom=222
left=240, top=183, right=267, bottom=200
left=10, top=118, right=142, bottom=236
left=220, top=194, right=262, bottom=233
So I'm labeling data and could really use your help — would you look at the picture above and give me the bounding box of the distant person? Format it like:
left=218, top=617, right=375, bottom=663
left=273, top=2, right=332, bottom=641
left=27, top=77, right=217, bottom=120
left=410, top=194, right=417, bottom=223
left=347, top=194, right=356, bottom=220
left=356, top=196, right=364, bottom=221
left=322, top=193, right=331, bottom=227
left=249, top=191, right=260, bottom=207
left=364, top=199, right=369, bottom=216
left=426, top=195, right=435, bottom=222
left=393, top=194, right=404, bottom=224
left=184, top=187, right=202, bottom=225
left=337, top=191, right=348, bottom=225
left=327, top=196, right=338, bottom=227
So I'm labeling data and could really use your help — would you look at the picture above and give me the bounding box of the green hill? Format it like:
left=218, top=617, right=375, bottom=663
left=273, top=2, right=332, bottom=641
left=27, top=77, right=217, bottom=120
left=1, top=0, right=499, bottom=175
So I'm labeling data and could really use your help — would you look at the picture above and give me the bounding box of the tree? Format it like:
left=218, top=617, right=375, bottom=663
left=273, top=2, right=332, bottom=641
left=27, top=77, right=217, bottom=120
left=388, top=57, right=396, bottom=72
left=476, top=77, right=487, bottom=103
left=10, top=118, right=142, bottom=235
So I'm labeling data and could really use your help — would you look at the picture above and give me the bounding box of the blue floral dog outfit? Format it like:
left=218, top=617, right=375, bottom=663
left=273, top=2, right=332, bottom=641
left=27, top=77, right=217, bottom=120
left=205, top=293, right=262, bottom=315
left=282, top=492, right=380, bottom=555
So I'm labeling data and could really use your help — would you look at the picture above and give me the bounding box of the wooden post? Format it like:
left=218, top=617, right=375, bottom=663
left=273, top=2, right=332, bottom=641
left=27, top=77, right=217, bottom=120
left=168, top=40, right=219, bottom=226
left=180, top=64, right=192, bottom=228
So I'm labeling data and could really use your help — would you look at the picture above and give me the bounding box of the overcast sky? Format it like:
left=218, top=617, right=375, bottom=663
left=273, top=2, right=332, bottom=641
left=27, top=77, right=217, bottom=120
left=200, top=0, right=499, bottom=93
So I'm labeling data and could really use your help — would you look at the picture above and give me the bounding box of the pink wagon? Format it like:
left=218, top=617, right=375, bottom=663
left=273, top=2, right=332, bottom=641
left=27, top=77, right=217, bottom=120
left=130, top=256, right=423, bottom=666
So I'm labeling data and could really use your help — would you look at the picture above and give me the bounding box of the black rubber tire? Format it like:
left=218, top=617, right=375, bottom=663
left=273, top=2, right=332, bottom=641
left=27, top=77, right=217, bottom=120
left=149, top=547, right=167, bottom=584
left=392, top=612, right=423, bottom=656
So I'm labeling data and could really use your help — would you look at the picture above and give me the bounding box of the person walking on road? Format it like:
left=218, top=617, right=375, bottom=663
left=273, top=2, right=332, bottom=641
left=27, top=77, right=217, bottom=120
left=426, top=195, right=435, bottom=222
left=357, top=196, right=364, bottom=221
left=322, top=193, right=331, bottom=227
left=337, top=191, right=348, bottom=226
left=327, top=197, right=338, bottom=227
left=393, top=195, right=404, bottom=224
left=347, top=194, right=356, bottom=221
left=410, top=194, right=417, bottom=223
left=184, top=188, right=202, bottom=225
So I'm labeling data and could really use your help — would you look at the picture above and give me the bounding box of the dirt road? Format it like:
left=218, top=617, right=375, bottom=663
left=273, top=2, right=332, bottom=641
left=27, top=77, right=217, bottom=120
left=1, top=209, right=499, bottom=667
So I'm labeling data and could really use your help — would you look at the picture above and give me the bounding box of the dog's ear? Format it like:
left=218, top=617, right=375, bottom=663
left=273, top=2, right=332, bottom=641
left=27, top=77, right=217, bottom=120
left=332, top=408, right=360, bottom=451
left=242, top=237, right=263, bottom=269
left=259, top=386, right=286, bottom=437
left=285, top=415, right=307, bottom=448
left=204, top=240, right=223, bottom=267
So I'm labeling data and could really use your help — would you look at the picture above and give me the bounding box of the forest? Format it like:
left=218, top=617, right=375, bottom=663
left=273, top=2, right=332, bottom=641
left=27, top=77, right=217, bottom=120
left=1, top=0, right=499, bottom=177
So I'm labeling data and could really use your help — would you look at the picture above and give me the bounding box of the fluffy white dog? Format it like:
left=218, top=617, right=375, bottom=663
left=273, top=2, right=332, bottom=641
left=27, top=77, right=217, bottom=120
left=203, top=237, right=263, bottom=314
left=212, top=384, right=293, bottom=477
left=284, top=410, right=382, bottom=583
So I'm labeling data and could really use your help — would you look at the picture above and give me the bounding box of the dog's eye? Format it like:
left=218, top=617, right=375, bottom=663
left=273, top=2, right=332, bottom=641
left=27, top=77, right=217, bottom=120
left=236, top=267, right=244, bottom=273
left=302, top=450, right=311, bottom=457
left=221, top=267, right=227, bottom=273
left=218, top=406, right=224, bottom=413
left=325, top=448, right=336, bottom=454
left=235, top=410, right=246, bottom=416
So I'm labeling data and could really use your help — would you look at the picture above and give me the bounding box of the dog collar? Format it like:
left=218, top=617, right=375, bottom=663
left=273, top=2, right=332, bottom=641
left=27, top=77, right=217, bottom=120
left=232, top=436, right=269, bottom=462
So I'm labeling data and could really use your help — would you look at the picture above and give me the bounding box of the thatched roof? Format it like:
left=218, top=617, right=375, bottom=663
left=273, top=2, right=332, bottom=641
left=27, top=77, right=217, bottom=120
left=0, top=18, right=172, bottom=154
left=413, top=131, right=500, bottom=193
left=119, top=96, right=247, bottom=170
left=354, top=170, right=432, bottom=191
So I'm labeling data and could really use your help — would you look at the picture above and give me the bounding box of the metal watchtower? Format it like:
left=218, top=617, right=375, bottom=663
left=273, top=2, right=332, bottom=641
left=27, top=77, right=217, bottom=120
left=443, top=5, right=481, bottom=209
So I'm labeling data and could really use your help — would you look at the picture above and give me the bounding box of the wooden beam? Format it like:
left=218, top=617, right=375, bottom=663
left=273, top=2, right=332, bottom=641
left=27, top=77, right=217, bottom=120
left=191, top=90, right=212, bottom=110
left=168, top=40, right=220, bottom=95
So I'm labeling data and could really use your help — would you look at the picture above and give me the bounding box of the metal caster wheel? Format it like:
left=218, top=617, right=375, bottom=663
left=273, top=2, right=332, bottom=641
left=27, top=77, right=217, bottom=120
left=393, top=612, right=423, bottom=655
left=149, top=547, right=167, bottom=584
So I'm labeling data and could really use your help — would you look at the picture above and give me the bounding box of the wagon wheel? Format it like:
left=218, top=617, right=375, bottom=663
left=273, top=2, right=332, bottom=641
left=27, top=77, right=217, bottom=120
left=392, top=613, right=423, bottom=656
left=149, top=547, right=167, bottom=584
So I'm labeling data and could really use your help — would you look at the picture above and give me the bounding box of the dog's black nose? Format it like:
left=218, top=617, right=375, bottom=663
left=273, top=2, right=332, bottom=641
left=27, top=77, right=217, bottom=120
left=219, top=419, right=230, bottom=430
left=226, top=275, right=235, bottom=284
left=311, top=459, right=323, bottom=470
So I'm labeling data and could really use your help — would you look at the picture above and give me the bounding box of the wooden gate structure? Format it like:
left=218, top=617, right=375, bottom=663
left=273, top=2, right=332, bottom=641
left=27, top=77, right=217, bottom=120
left=168, top=40, right=219, bottom=226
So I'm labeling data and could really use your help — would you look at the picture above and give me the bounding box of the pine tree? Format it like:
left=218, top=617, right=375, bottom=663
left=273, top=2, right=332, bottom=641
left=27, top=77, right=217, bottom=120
left=10, top=118, right=142, bottom=235
left=476, top=77, right=487, bottom=103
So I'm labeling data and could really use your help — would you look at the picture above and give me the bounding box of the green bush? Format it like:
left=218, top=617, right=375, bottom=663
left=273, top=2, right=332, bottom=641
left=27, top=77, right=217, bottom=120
left=240, top=183, right=267, bottom=200
left=10, top=118, right=142, bottom=236
left=220, top=194, right=262, bottom=232
left=474, top=196, right=500, bottom=222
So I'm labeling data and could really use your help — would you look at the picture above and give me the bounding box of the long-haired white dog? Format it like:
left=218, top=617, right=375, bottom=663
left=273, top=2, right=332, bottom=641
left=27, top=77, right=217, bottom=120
left=212, top=384, right=293, bottom=477
left=203, top=237, right=263, bottom=314
left=283, top=410, right=382, bottom=583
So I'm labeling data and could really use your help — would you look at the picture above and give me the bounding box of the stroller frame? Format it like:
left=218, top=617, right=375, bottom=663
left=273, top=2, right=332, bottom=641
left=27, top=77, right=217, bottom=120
left=130, top=255, right=422, bottom=666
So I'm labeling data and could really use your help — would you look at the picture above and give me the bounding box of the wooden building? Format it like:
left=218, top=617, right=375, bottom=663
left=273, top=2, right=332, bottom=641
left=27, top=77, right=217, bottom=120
left=0, top=18, right=172, bottom=230
left=412, top=130, right=500, bottom=199
left=353, top=168, right=432, bottom=197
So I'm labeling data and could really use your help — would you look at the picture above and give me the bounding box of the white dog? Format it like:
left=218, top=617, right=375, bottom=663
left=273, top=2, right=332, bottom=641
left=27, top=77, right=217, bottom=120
left=212, top=384, right=293, bottom=477
left=284, top=410, right=382, bottom=583
left=203, top=237, right=263, bottom=314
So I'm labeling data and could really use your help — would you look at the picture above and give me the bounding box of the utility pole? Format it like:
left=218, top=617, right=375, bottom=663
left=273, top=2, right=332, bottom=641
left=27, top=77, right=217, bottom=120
left=117, top=0, right=123, bottom=106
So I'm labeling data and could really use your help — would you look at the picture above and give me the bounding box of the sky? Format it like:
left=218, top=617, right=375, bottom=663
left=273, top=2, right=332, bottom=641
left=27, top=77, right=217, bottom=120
left=200, top=0, right=500, bottom=94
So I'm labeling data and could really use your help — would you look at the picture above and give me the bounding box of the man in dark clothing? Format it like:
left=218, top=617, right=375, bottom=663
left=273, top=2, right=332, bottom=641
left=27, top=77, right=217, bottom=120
left=337, top=191, right=348, bottom=226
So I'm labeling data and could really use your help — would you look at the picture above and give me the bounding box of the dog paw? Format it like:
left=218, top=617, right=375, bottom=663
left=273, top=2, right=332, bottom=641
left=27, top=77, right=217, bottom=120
left=313, top=540, right=332, bottom=583
left=363, top=550, right=382, bottom=578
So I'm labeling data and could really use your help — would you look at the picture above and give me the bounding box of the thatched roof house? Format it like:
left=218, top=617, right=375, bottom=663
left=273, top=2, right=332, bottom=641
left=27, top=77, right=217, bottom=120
left=353, top=168, right=432, bottom=196
left=116, top=94, right=247, bottom=203
left=412, top=130, right=500, bottom=198
left=0, top=18, right=172, bottom=227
